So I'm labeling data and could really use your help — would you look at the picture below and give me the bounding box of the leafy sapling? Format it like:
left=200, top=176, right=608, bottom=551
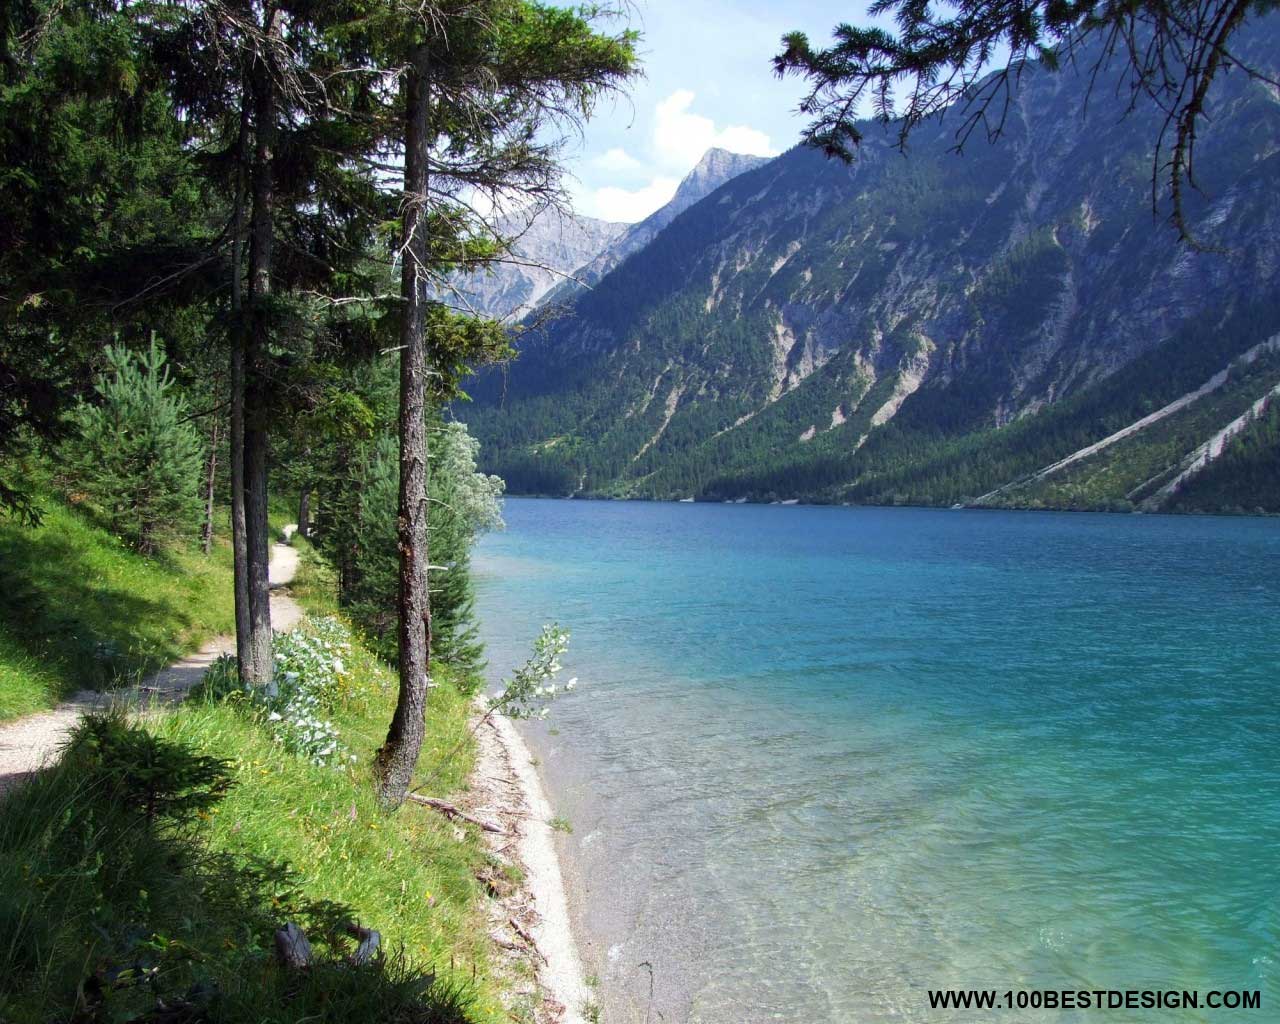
left=487, top=624, right=577, bottom=722
left=411, top=624, right=578, bottom=797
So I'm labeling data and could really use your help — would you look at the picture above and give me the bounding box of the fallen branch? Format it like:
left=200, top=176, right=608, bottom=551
left=509, top=917, right=547, bottom=964
left=275, top=922, right=313, bottom=969
left=407, top=794, right=505, bottom=834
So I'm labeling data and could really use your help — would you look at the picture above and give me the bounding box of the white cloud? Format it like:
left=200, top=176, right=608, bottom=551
left=594, top=147, right=643, bottom=173
left=569, top=91, right=778, bottom=224
left=578, top=176, right=681, bottom=223
left=653, top=89, right=778, bottom=170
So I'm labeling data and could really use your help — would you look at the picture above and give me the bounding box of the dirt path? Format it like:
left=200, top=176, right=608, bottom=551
left=0, top=531, right=303, bottom=796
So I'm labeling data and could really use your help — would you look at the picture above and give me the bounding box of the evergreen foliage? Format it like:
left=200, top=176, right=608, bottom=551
left=310, top=415, right=504, bottom=671
left=1168, top=399, right=1280, bottom=513
left=62, top=341, right=204, bottom=554
left=0, top=0, right=221, bottom=522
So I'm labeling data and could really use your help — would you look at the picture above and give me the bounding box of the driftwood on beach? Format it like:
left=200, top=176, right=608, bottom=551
left=407, top=793, right=506, bottom=834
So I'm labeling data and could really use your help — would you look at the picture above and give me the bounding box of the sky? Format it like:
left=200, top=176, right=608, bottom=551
left=559, top=1, right=865, bottom=223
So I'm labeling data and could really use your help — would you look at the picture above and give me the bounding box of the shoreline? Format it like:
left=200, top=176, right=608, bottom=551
left=470, top=708, right=593, bottom=1023
left=492, top=492, right=1280, bottom=520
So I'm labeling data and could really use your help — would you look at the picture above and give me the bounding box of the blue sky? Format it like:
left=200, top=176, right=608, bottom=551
left=560, top=1, right=865, bottom=222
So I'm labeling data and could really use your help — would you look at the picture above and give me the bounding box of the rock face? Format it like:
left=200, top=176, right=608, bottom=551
left=450, top=150, right=768, bottom=321
left=562, top=148, right=772, bottom=292
left=463, top=17, right=1280, bottom=511
left=451, top=208, right=626, bottom=320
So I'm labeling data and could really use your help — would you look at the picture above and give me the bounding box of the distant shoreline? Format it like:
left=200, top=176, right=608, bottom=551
left=492, top=491, right=1280, bottom=519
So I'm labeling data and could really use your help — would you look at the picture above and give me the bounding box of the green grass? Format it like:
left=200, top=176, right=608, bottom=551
left=0, top=488, right=519, bottom=1021
left=148, top=642, right=507, bottom=1019
left=0, top=708, right=490, bottom=1023
left=287, top=532, right=343, bottom=616
left=0, top=496, right=236, bottom=721
left=0, top=544, right=516, bottom=1023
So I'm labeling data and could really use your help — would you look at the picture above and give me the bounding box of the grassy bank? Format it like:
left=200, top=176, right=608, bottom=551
left=0, top=524, right=518, bottom=1023
left=0, top=496, right=236, bottom=721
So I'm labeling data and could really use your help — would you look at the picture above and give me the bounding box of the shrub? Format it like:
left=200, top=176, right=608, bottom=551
left=198, top=617, right=357, bottom=767
left=66, top=713, right=235, bottom=824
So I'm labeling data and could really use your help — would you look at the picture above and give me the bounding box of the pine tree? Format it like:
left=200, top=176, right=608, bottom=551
left=371, top=0, right=637, bottom=807
left=64, top=340, right=203, bottom=554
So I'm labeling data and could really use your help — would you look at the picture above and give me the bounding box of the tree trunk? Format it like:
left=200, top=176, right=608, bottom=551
left=230, top=97, right=252, bottom=682
left=202, top=417, right=219, bottom=555
left=297, top=486, right=310, bottom=541
left=243, top=13, right=281, bottom=685
left=375, top=42, right=432, bottom=809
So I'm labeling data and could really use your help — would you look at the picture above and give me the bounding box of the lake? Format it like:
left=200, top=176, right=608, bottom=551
left=473, top=499, right=1280, bottom=1023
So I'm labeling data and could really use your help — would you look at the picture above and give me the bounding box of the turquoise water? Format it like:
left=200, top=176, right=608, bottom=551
left=473, top=499, right=1280, bottom=1023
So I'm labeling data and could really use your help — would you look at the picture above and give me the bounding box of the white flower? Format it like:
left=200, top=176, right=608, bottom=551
left=565, top=678, right=577, bottom=691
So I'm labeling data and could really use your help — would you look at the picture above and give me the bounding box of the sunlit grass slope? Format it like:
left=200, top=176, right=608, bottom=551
left=0, top=495, right=235, bottom=721
left=0, top=534, right=515, bottom=1023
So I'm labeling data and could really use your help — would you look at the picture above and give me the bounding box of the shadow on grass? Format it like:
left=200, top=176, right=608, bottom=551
left=0, top=520, right=196, bottom=696
left=0, top=715, right=477, bottom=1024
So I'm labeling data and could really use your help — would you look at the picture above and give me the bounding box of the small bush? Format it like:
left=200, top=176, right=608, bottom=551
left=67, top=712, right=235, bottom=823
left=198, top=617, right=359, bottom=767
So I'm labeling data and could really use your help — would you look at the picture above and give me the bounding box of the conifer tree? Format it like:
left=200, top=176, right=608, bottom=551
left=63, top=340, right=203, bottom=554
left=372, top=0, right=637, bottom=807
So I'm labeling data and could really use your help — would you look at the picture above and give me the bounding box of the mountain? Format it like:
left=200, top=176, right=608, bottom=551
left=451, top=150, right=767, bottom=321
left=461, top=19, right=1280, bottom=513
left=560, top=148, right=772, bottom=293
left=451, top=208, right=625, bottom=320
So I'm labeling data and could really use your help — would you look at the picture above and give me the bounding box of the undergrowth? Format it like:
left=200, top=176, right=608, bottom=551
left=0, top=714, right=483, bottom=1023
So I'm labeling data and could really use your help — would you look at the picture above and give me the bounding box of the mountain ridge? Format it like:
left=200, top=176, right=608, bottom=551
left=461, top=19, right=1280, bottom=514
left=452, top=148, right=770, bottom=320
left=449, top=208, right=626, bottom=320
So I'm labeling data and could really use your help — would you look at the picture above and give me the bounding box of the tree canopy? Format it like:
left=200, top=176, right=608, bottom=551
left=775, top=0, right=1280, bottom=240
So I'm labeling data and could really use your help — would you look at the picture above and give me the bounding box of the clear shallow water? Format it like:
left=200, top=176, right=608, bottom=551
left=473, top=500, right=1280, bottom=1023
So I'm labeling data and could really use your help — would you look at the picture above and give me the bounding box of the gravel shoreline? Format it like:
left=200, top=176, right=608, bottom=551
left=469, top=709, right=593, bottom=1023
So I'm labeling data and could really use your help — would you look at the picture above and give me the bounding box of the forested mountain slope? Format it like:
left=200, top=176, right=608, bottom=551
left=462, top=18, right=1280, bottom=512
